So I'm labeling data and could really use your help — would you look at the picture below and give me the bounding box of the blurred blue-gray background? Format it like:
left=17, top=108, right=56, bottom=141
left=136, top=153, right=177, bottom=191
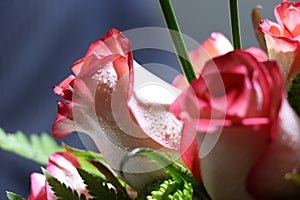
left=0, top=0, right=288, bottom=198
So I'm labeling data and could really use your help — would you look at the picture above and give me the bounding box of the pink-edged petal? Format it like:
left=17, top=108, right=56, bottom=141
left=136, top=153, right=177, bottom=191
left=172, top=74, right=189, bottom=90
left=201, top=51, right=270, bottom=118
left=53, top=75, right=75, bottom=102
left=247, top=99, right=300, bottom=199
left=28, top=173, right=47, bottom=200
left=259, top=21, right=300, bottom=87
left=71, top=58, right=84, bottom=76
left=52, top=101, right=75, bottom=138
left=128, top=62, right=183, bottom=150
left=189, top=32, right=233, bottom=73
left=45, top=181, right=56, bottom=200
left=244, top=47, right=268, bottom=62
left=275, top=2, right=300, bottom=37
left=46, top=152, right=90, bottom=199
left=172, top=33, right=234, bottom=90
left=180, top=122, right=201, bottom=181
left=259, top=20, right=298, bottom=52
left=71, top=29, right=131, bottom=75
left=200, top=125, right=270, bottom=200
left=274, top=1, right=293, bottom=26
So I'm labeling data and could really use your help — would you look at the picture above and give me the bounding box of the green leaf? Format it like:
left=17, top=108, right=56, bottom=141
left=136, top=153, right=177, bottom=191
left=77, top=168, right=128, bottom=200
left=43, top=168, right=87, bottom=200
left=137, top=179, right=193, bottom=200
left=6, top=192, right=26, bottom=200
left=63, top=143, right=117, bottom=177
left=122, top=148, right=211, bottom=200
left=63, top=143, right=105, bottom=162
left=0, top=128, right=63, bottom=165
left=286, top=173, right=300, bottom=186
left=288, top=74, right=300, bottom=117
left=77, top=156, right=104, bottom=177
left=91, top=161, right=127, bottom=194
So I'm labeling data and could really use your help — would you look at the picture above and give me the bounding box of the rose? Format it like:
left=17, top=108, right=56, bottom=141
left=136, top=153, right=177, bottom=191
left=29, top=152, right=90, bottom=200
left=173, top=32, right=267, bottom=89
left=259, top=1, right=300, bottom=88
left=171, top=50, right=300, bottom=199
left=52, top=29, right=183, bottom=189
left=247, top=98, right=300, bottom=199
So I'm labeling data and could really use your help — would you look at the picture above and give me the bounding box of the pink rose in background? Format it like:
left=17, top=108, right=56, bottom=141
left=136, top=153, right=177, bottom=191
left=171, top=50, right=300, bottom=199
left=259, top=1, right=300, bottom=88
left=52, top=29, right=182, bottom=189
left=173, top=32, right=267, bottom=89
left=29, top=173, right=47, bottom=200
left=29, top=152, right=90, bottom=200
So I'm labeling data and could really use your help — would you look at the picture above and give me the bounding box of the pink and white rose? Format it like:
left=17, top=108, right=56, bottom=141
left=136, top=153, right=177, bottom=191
left=259, top=1, right=300, bottom=88
left=52, top=29, right=182, bottom=189
left=171, top=50, right=300, bottom=199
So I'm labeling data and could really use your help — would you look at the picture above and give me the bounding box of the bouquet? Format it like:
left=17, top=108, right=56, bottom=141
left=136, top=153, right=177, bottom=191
left=2, top=0, right=300, bottom=199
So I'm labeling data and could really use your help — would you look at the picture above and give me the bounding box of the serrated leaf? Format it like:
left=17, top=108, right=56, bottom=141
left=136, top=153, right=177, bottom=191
left=63, top=143, right=125, bottom=186
left=63, top=143, right=105, bottom=162
left=0, top=128, right=63, bottom=165
left=122, top=148, right=211, bottom=200
left=77, top=168, right=124, bottom=200
left=43, top=168, right=87, bottom=200
left=77, top=156, right=104, bottom=177
left=91, top=161, right=127, bottom=194
left=137, top=179, right=193, bottom=200
left=6, top=191, right=26, bottom=200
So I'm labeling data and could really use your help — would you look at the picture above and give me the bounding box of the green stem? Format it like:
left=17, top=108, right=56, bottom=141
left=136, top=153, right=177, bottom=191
left=229, top=0, right=242, bottom=49
left=159, top=0, right=197, bottom=83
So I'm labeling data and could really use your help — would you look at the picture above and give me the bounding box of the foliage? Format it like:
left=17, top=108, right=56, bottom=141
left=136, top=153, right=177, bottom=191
left=137, top=179, right=193, bottom=200
left=77, top=168, right=130, bottom=200
left=6, top=192, right=26, bottom=200
left=0, top=128, right=63, bottom=165
left=122, top=148, right=211, bottom=200
left=43, top=168, right=87, bottom=200
left=288, top=74, right=300, bottom=117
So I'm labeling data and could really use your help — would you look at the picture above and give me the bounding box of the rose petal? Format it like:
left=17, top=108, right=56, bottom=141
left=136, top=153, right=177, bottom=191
left=172, top=74, right=189, bottom=90
left=28, top=173, right=47, bottom=200
left=247, top=99, right=300, bottom=199
left=128, top=61, right=183, bottom=150
left=244, top=47, right=268, bottom=62
left=46, top=152, right=90, bottom=199
left=189, top=32, right=233, bottom=74
left=52, top=101, right=75, bottom=138
left=275, top=2, right=300, bottom=37
left=200, top=125, right=270, bottom=200
left=180, top=122, right=201, bottom=181
left=53, top=75, right=75, bottom=102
